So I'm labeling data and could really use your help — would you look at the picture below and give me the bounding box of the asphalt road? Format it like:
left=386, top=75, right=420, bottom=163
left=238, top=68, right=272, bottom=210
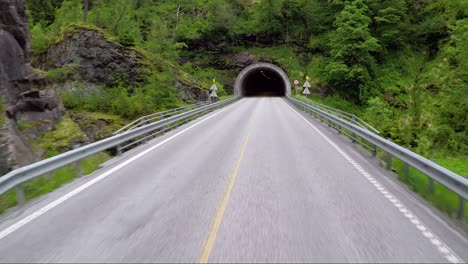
left=0, top=98, right=466, bottom=263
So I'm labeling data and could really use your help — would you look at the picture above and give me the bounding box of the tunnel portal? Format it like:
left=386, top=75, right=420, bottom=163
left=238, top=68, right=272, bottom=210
left=234, top=63, right=291, bottom=97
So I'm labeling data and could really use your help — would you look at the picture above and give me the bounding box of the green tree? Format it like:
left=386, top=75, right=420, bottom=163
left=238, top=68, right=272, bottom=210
left=27, top=0, right=64, bottom=26
left=370, top=0, right=408, bottom=50
left=326, top=0, right=381, bottom=104
left=258, top=0, right=282, bottom=35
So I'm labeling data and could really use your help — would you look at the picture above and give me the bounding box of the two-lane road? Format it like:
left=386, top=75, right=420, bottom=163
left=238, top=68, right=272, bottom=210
left=0, top=98, right=466, bottom=263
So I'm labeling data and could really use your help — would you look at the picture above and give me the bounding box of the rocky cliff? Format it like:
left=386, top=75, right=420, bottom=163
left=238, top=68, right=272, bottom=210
left=36, top=25, right=209, bottom=102
left=37, top=26, right=148, bottom=87
left=0, top=0, right=64, bottom=174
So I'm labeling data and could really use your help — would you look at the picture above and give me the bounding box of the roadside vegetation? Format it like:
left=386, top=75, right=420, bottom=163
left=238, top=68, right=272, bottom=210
left=2, top=0, right=462, bottom=219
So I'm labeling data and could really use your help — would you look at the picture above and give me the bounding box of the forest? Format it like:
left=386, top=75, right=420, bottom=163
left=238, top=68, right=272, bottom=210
left=25, top=0, right=467, bottom=170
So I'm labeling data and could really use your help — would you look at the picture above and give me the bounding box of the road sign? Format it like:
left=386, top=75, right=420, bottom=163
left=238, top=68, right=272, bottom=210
left=210, top=83, right=218, bottom=91
left=210, top=90, right=218, bottom=98
left=210, top=78, right=218, bottom=91
left=294, top=80, right=299, bottom=85
left=303, top=77, right=311, bottom=89
left=302, top=87, right=311, bottom=95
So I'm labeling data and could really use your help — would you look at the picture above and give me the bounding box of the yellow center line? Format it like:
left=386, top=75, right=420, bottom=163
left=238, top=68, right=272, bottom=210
left=196, top=136, right=249, bottom=264
left=196, top=104, right=258, bottom=264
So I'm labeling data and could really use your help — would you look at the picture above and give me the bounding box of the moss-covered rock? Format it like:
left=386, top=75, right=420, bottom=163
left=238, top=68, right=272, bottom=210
left=69, top=111, right=127, bottom=141
left=32, top=114, right=88, bottom=158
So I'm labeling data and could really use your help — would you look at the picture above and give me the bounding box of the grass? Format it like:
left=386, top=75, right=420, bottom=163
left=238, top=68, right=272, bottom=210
left=292, top=94, right=363, bottom=116
left=46, top=64, right=78, bottom=83
left=0, top=113, right=113, bottom=215
left=246, top=45, right=308, bottom=80
left=391, top=156, right=467, bottom=221
left=69, top=111, right=128, bottom=141
left=0, top=152, right=110, bottom=214
left=295, top=95, right=467, bottom=221
left=32, top=115, right=87, bottom=154
left=219, top=95, right=234, bottom=100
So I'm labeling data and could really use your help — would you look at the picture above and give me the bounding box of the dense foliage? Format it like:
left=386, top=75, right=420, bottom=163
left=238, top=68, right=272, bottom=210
left=26, top=0, right=467, bottom=159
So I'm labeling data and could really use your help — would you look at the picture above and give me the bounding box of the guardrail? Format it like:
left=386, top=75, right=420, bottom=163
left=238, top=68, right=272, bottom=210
left=114, top=102, right=209, bottom=135
left=0, top=96, right=240, bottom=205
left=113, top=101, right=211, bottom=154
left=287, top=96, right=468, bottom=220
left=293, top=96, right=379, bottom=134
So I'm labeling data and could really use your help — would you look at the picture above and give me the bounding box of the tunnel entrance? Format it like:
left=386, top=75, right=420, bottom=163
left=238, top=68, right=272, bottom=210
left=234, top=62, right=291, bottom=97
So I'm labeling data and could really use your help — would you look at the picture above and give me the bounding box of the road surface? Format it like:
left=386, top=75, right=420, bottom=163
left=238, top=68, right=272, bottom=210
left=0, top=98, right=466, bottom=263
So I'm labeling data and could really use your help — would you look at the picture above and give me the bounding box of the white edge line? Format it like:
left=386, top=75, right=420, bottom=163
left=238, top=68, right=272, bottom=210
left=0, top=99, right=243, bottom=241
left=283, top=101, right=463, bottom=264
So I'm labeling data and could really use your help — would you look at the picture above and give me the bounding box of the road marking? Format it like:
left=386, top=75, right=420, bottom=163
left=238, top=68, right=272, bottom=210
left=196, top=100, right=258, bottom=263
left=284, top=101, right=463, bottom=264
left=0, top=100, right=243, bottom=241
left=196, top=136, right=249, bottom=264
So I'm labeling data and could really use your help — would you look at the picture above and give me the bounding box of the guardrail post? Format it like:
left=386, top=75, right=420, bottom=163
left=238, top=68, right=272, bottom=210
left=319, top=106, right=324, bottom=122
left=15, top=184, right=26, bottom=206
left=403, top=163, right=410, bottom=178
left=457, top=195, right=465, bottom=220
left=73, top=144, right=83, bottom=177
left=351, top=116, right=357, bottom=143
left=385, top=153, right=392, bottom=170
left=428, top=158, right=436, bottom=194
left=327, top=110, right=332, bottom=127
left=142, top=117, right=148, bottom=143
left=76, top=160, right=82, bottom=178
left=372, top=145, right=377, bottom=157
left=116, top=145, right=122, bottom=156
left=337, top=113, right=342, bottom=134
left=428, top=178, right=435, bottom=194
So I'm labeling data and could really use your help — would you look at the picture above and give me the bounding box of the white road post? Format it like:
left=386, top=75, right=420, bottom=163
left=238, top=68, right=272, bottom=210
left=209, top=78, right=218, bottom=103
left=302, top=76, right=311, bottom=98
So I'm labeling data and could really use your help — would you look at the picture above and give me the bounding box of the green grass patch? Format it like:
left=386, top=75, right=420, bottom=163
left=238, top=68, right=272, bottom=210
left=219, top=95, right=234, bottom=101
left=391, top=157, right=467, bottom=221
left=246, top=45, right=307, bottom=79
left=435, top=156, right=468, bottom=176
left=292, top=94, right=363, bottom=116
left=69, top=111, right=128, bottom=141
left=46, top=64, right=78, bottom=83
left=296, top=97, right=466, bottom=221
left=0, top=152, right=110, bottom=214
left=33, top=115, right=87, bottom=154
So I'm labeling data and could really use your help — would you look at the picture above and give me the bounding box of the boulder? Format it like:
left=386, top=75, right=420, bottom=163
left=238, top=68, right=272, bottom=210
left=230, top=51, right=257, bottom=69
left=37, top=27, right=148, bottom=87
left=0, top=0, right=64, bottom=173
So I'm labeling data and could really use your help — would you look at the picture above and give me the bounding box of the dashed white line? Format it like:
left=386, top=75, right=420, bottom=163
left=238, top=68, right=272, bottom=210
left=285, top=102, right=463, bottom=264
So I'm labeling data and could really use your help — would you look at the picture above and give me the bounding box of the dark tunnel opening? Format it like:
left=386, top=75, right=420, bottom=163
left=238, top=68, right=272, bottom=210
left=242, top=68, right=286, bottom=97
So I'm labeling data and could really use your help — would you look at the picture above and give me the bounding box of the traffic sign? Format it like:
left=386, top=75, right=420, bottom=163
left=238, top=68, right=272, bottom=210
left=303, top=78, right=311, bottom=89
left=210, top=90, right=218, bottom=98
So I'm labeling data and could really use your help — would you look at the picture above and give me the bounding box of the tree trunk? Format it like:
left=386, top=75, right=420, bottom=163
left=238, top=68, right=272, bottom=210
left=83, top=0, right=89, bottom=23
left=176, top=2, right=181, bottom=23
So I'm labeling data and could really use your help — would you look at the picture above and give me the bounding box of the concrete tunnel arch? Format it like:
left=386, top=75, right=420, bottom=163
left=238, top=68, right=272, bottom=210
left=234, top=62, right=291, bottom=97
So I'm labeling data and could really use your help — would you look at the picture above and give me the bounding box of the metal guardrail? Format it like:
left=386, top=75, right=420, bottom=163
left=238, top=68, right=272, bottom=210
left=114, top=102, right=209, bottom=135
left=288, top=96, right=468, bottom=219
left=113, top=101, right=211, bottom=154
left=293, top=96, right=379, bottom=134
left=0, top=96, right=240, bottom=203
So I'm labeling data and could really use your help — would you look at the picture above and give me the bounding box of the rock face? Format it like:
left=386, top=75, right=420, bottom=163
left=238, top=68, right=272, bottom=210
left=38, top=27, right=148, bottom=87
left=230, top=51, right=257, bottom=69
left=38, top=26, right=209, bottom=102
left=0, top=0, right=64, bottom=174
